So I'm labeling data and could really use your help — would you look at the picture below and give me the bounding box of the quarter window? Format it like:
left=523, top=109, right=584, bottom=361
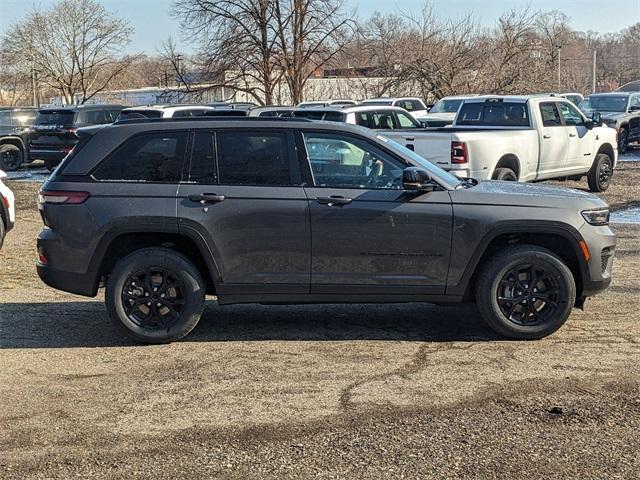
left=303, top=132, right=405, bottom=189
left=539, top=102, right=562, bottom=127
left=216, top=131, right=290, bottom=186
left=94, top=131, right=187, bottom=182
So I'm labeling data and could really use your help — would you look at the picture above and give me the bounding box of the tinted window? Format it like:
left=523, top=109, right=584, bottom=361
left=578, top=95, right=628, bottom=113
left=0, top=111, right=10, bottom=126
left=293, top=110, right=346, bottom=122
left=94, top=131, right=187, bottom=182
left=539, top=102, right=562, bottom=127
left=457, top=102, right=529, bottom=127
left=188, top=131, right=217, bottom=184
left=76, top=109, right=110, bottom=125
left=217, top=131, right=289, bottom=186
left=303, top=132, right=404, bottom=189
left=558, top=102, right=583, bottom=126
left=36, top=110, right=75, bottom=126
left=354, top=111, right=396, bottom=129
left=117, top=110, right=163, bottom=121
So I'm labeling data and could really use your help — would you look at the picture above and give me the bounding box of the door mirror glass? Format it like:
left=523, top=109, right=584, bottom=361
left=402, top=167, right=436, bottom=192
left=592, top=111, right=602, bottom=124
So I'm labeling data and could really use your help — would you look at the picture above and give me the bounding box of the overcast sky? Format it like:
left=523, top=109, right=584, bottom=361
left=0, top=0, right=638, bottom=54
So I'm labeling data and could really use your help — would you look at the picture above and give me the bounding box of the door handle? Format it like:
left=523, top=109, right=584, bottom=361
left=569, top=133, right=577, bottom=137
left=316, top=196, right=352, bottom=206
left=543, top=134, right=551, bottom=139
left=188, top=193, right=225, bottom=204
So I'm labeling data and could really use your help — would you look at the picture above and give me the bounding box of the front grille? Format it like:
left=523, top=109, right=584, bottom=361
left=601, top=247, right=615, bottom=278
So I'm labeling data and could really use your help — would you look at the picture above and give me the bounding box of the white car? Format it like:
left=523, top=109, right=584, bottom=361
left=360, top=97, right=429, bottom=118
left=297, top=100, right=358, bottom=108
left=418, top=95, right=478, bottom=127
left=0, top=170, right=15, bottom=249
left=382, top=95, right=618, bottom=192
left=117, top=105, right=217, bottom=120
left=292, top=105, right=422, bottom=129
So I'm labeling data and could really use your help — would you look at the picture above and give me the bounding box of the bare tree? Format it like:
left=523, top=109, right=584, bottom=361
left=2, top=0, right=137, bottom=104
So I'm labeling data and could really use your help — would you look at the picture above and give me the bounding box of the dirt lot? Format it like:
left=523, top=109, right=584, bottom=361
left=1, top=163, right=639, bottom=479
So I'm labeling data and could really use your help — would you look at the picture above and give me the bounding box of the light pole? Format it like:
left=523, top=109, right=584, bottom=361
left=556, top=44, right=562, bottom=91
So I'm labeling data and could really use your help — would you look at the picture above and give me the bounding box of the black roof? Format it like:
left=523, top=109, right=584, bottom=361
left=38, top=104, right=125, bottom=113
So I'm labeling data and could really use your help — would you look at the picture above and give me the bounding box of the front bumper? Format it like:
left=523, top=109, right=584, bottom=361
left=579, top=223, right=616, bottom=298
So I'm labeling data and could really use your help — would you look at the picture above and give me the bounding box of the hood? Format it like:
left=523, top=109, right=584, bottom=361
left=421, top=112, right=456, bottom=121
left=453, top=180, right=607, bottom=210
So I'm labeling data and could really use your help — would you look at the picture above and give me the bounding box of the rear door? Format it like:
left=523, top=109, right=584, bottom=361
left=537, top=101, right=569, bottom=176
left=300, top=130, right=452, bottom=294
left=177, top=128, right=310, bottom=294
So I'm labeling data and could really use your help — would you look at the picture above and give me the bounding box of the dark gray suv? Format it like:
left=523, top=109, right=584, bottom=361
left=37, top=118, right=616, bottom=343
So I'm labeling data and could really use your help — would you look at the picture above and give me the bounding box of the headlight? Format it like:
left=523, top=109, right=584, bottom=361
left=581, top=208, right=610, bottom=226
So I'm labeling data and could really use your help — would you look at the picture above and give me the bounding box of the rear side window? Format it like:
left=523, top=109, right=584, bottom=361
left=539, top=102, right=562, bottom=127
left=457, top=102, right=529, bottom=127
left=216, top=131, right=290, bottom=186
left=354, top=111, right=396, bottom=129
left=76, top=109, right=111, bottom=126
left=94, top=131, right=187, bottom=182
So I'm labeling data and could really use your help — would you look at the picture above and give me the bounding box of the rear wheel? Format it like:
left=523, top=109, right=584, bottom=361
left=105, top=247, right=206, bottom=344
left=476, top=245, right=575, bottom=340
left=0, top=144, right=23, bottom=171
left=587, top=153, right=613, bottom=192
left=492, top=167, right=517, bottom=181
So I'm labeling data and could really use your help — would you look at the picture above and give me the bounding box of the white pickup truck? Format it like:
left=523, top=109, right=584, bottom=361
left=383, top=95, right=618, bottom=192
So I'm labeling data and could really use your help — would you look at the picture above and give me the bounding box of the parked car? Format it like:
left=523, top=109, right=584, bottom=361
left=297, top=100, right=358, bottom=108
left=292, top=105, right=422, bottom=129
left=361, top=97, right=429, bottom=118
left=382, top=95, right=618, bottom=192
left=248, top=106, right=296, bottom=117
left=29, top=104, right=124, bottom=171
left=560, top=92, right=584, bottom=106
left=578, top=92, right=640, bottom=153
left=417, top=95, right=478, bottom=127
left=37, top=117, right=615, bottom=343
left=0, top=107, right=38, bottom=171
left=0, top=170, right=15, bottom=249
left=117, top=105, right=216, bottom=121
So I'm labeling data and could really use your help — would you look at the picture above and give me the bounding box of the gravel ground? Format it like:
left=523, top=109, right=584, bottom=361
left=0, top=163, right=639, bottom=479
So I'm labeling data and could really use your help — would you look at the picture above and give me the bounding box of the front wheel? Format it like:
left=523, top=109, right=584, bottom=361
left=618, top=128, right=628, bottom=154
left=476, top=245, right=576, bottom=340
left=587, top=153, right=613, bottom=192
left=0, top=144, right=23, bottom=171
left=105, top=248, right=206, bottom=343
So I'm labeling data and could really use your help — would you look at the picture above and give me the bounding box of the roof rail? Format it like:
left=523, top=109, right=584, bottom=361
left=112, top=116, right=313, bottom=126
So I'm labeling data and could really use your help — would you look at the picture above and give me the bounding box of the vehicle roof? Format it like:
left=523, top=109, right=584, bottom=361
left=463, top=95, right=569, bottom=104
left=0, top=106, right=38, bottom=111
left=121, top=105, right=216, bottom=112
left=435, top=94, right=480, bottom=100
left=586, top=91, right=634, bottom=97
left=340, top=105, right=412, bottom=113
left=363, top=97, right=423, bottom=102
left=39, top=104, right=125, bottom=112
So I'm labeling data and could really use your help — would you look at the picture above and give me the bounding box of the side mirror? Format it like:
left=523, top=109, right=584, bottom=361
left=420, top=121, right=428, bottom=128
left=592, top=111, right=602, bottom=124
left=583, top=120, right=594, bottom=130
left=629, top=105, right=640, bottom=112
left=402, top=167, right=436, bottom=192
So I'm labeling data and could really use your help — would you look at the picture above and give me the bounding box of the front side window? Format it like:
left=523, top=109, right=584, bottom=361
left=558, top=102, right=584, bottom=126
left=396, top=111, right=419, bottom=128
left=94, top=131, right=187, bottom=182
left=303, top=132, right=404, bottom=190
left=539, top=102, right=562, bottom=127
left=216, top=131, right=290, bottom=186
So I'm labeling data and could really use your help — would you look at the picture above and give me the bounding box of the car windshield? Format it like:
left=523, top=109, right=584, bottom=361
left=429, top=99, right=463, bottom=113
left=579, top=96, right=628, bottom=113
left=35, top=110, right=76, bottom=126
left=377, top=135, right=462, bottom=188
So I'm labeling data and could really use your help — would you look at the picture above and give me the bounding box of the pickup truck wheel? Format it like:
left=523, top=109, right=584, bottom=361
left=492, top=167, right=517, bottom=181
left=618, top=128, right=628, bottom=154
left=105, top=247, right=205, bottom=344
left=0, top=218, right=5, bottom=250
left=0, top=144, right=23, bottom=171
left=476, top=245, right=575, bottom=340
left=587, top=153, right=613, bottom=192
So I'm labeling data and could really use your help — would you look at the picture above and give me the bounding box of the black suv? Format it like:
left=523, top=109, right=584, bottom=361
left=0, top=107, right=38, bottom=171
left=37, top=118, right=616, bottom=343
left=29, top=104, right=124, bottom=170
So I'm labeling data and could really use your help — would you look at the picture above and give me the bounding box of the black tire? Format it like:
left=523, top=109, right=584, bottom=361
left=587, top=152, right=613, bottom=192
left=0, top=218, right=5, bottom=250
left=492, top=167, right=518, bottom=181
left=476, top=245, right=576, bottom=340
left=618, top=128, right=628, bottom=154
left=105, top=247, right=206, bottom=344
left=0, top=144, right=23, bottom=171
left=44, top=159, right=58, bottom=172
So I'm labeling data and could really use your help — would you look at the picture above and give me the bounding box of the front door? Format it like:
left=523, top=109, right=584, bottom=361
left=557, top=101, right=595, bottom=170
left=177, top=128, right=310, bottom=294
left=537, top=101, right=569, bottom=178
left=300, top=131, right=453, bottom=294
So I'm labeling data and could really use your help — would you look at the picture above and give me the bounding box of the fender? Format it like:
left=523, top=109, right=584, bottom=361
left=0, top=135, right=27, bottom=152
left=446, top=220, right=589, bottom=297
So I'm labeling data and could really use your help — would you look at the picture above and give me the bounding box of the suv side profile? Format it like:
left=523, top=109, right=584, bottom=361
left=29, top=104, right=124, bottom=170
left=37, top=118, right=615, bottom=344
left=0, top=107, right=38, bottom=171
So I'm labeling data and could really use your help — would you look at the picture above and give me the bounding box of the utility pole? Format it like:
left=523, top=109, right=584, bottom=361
left=592, top=50, right=597, bottom=94
left=556, top=45, right=562, bottom=91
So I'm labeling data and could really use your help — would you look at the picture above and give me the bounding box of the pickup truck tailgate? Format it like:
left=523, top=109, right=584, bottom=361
left=382, top=130, right=453, bottom=169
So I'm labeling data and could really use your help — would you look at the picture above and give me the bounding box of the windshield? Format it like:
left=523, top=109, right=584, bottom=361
left=377, top=135, right=462, bottom=188
left=35, top=110, right=76, bottom=126
left=579, top=96, right=628, bottom=113
left=429, top=99, right=463, bottom=113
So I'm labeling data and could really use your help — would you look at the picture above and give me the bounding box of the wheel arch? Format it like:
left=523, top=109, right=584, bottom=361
left=493, top=154, right=521, bottom=179
left=596, top=142, right=615, bottom=165
left=0, top=136, right=26, bottom=153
